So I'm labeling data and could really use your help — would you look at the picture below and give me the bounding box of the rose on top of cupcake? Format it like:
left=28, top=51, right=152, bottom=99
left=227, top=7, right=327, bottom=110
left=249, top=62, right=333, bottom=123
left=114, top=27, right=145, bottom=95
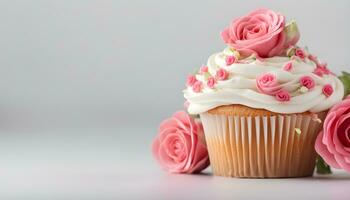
left=221, top=8, right=300, bottom=58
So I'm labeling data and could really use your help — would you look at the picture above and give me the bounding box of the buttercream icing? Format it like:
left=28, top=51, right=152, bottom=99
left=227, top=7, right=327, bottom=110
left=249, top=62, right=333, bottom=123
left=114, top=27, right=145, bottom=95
left=184, top=47, right=344, bottom=114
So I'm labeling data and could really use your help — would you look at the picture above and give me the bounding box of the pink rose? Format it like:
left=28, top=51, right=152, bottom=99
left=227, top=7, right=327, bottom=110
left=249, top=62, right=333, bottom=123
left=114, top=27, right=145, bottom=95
left=315, top=96, right=350, bottom=172
left=314, top=64, right=332, bottom=77
left=152, top=111, right=210, bottom=173
left=256, top=73, right=281, bottom=95
left=207, top=77, right=216, bottom=89
left=322, top=84, right=334, bottom=97
left=192, top=81, right=203, bottom=93
left=283, top=62, right=293, bottom=71
left=221, top=8, right=297, bottom=58
left=186, top=75, right=196, bottom=86
left=295, top=48, right=306, bottom=59
left=200, top=65, right=208, bottom=74
left=300, top=76, right=315, bottom=89
left=215, top=68, right=229, bottom=81
left=309, top=55, right=335, bottom=77
left=308, top=54, right=318, bottom=64
left=225, top=55, right=236, bottom=65
left=275, top=89, right=291, bottom=102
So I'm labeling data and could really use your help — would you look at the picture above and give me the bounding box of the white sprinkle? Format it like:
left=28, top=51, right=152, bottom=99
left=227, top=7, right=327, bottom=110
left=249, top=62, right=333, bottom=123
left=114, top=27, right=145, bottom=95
left=299, top=86, right=309, bottom=93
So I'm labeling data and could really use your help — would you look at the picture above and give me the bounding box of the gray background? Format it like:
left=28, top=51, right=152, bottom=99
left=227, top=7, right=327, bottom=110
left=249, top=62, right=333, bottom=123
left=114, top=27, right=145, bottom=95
left=0, top=0, right=349, bottom=199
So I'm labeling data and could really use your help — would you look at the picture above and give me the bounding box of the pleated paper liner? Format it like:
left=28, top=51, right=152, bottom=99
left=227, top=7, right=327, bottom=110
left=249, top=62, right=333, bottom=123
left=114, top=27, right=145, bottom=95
left=200, top=110, right=326, bottom=178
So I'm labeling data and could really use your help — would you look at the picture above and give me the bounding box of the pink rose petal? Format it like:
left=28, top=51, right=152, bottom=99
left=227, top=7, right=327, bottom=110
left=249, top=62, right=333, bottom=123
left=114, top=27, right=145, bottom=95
left=315, top=131, right=342, bottom=169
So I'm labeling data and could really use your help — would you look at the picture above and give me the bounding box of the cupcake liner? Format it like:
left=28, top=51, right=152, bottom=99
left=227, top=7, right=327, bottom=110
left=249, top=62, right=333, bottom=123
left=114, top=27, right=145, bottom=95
left=200, top=112, right=326, bottom=178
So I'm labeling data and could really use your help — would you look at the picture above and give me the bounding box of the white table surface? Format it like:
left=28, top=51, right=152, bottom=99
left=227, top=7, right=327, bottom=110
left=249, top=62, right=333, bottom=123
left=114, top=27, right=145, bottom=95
left=1, top=128, right=349, bottom=200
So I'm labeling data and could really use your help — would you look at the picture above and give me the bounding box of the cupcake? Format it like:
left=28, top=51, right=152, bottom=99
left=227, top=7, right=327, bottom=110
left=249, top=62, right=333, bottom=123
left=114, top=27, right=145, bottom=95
left=183, top=8, right=344, bottom=178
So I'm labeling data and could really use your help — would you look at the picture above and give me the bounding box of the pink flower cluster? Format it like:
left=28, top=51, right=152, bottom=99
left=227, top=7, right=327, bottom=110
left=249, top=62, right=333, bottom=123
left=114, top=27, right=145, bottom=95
left=186, top=67, right=230, bottom=93
left=308, top=54, right=334, bottom=77
left=257, top=73, right=333, bottom=101
left=314, top=64, right=332, bottom=77
left=256, top=73, right=281, bottom=95
left=256, top=73, right=291, bottom=101
left=187, top=75, right=203, bottom=93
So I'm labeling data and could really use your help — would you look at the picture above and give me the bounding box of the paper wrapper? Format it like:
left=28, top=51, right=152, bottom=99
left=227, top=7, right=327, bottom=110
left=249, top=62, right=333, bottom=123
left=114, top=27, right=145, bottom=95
left=200, top=112, right=326, bottom=178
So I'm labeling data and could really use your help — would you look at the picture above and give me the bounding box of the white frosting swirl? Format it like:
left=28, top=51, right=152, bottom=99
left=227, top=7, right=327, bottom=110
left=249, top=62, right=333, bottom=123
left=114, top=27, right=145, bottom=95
left=184, top=47, right=344, bottom=114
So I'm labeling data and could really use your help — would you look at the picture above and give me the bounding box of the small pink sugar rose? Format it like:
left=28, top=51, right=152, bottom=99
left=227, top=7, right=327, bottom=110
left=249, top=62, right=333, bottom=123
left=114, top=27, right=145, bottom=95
left=221, top=8, right=291, bottom=58
left=225, top=55, right=236, bottom=65
left=200, top=65, right=208, bottom=73
left=152, top=111, right=210, bottom=173
left=309, top=55, right=335, bottom=77
left=207, top=77, right=216, bottom=89
left=256, top=73, right=281, bottom=95
left=192, top=81, right=203, bottom=93
left=314, top=64, right=332, bottom=77
left=322, top=84, right=333, bottom=97
left=186, top=75, right=196, bottom=86
left=283, top=62, right=293, bottom=71
left=295, top=48, right=306, bottom=59
left=308, top=54, right=318, bottom=63
left=215, top=68, right=229, bottom=81
left=275, top=89, right=291, bottom=102
left=315, top=96, right=350, bottom=172
left=300, top=76, right=315, bottom=89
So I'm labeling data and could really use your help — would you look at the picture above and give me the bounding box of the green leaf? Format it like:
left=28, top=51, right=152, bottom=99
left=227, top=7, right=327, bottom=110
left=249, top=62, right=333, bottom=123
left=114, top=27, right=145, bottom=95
left=203, top=72, right=210, bottom=80
left=190, top=114, right=200, bottom=119
left=342, top=71, right=350, bottom=76
left=284, top=20, right=300, bottom=49
left=286, top=46, right=296, bottom=57
left=338, top=71, right=350, bottom=97
left=316, top=155, right=332, bottom=174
